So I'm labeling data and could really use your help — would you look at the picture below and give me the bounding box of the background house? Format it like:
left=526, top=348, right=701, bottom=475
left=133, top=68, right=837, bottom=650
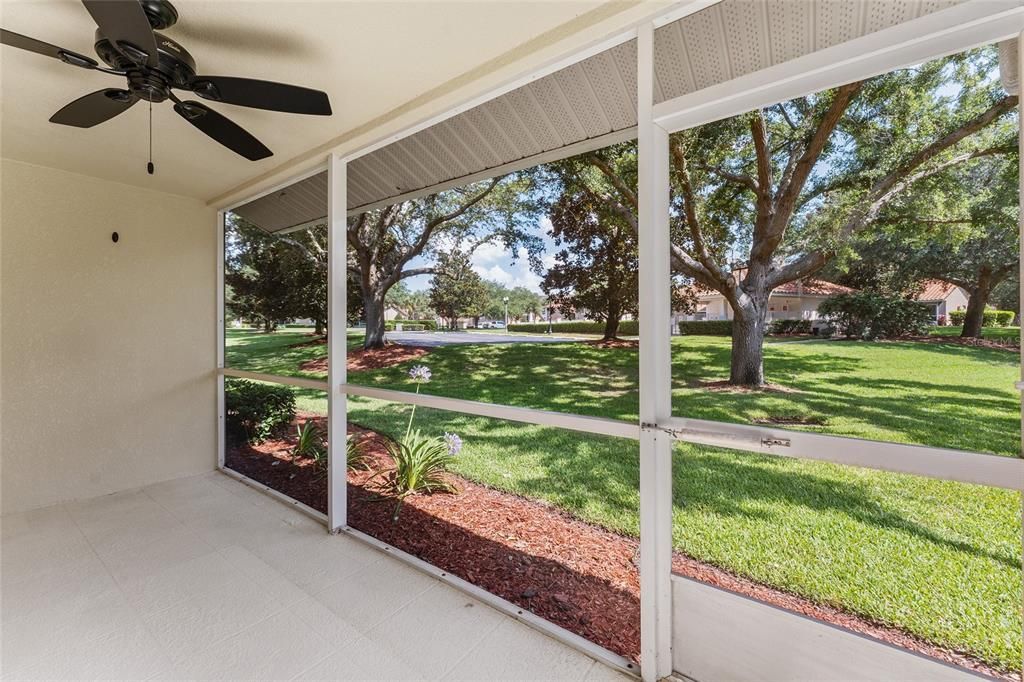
left=677, top=272, right=855, bottom=326
left=384, top=305, right=409, bottom=321
left=915, top=279, right=969, bottom=324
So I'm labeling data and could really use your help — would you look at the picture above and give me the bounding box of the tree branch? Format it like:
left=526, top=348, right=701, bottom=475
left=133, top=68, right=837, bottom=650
left=670, top=140, right=728, bottom=283
left=770, top=81, right=865, bottom=231
left=586, top=153, right=639, bottom=212
left=769, top=94, right=1017, bottom=289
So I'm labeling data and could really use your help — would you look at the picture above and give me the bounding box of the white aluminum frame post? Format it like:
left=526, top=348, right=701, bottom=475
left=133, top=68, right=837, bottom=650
left=216, top=211, right=226, bottom=469
left=1018, top=29, right=1024, bottom=673
left=327, top=153, right=347, bottom=532
left=636, top=21, right=673, bottom=682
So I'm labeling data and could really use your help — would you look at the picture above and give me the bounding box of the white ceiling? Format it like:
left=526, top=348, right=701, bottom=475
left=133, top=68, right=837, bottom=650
left=0, top=0, right=614, bottom=200
left=235, top=0, right=967, bottom=232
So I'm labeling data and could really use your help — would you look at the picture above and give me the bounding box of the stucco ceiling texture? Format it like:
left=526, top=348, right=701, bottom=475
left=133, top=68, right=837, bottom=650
left=0, top=0, right=610, bottom=200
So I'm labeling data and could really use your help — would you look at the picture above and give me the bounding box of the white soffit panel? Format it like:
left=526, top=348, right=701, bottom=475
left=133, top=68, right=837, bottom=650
left=234, top=0, right=963, bottom=232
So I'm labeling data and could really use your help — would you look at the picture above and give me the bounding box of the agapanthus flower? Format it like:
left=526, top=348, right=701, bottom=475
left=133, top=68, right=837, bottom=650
left=444, top=432, right=463, bottom=456
left=408, top=365, right=432, bottom=383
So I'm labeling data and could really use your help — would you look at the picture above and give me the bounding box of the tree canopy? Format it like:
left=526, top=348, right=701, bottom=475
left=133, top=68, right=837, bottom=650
left=348, top=173, right=543, bottom=347
left=429, top=250, right=490, bottom=329
left=551, top=46, right=1017, bottom=383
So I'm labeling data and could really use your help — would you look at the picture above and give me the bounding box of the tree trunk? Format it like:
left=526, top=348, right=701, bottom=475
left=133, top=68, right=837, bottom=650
left=729, top=299, right=769, bottom=386
left=262, top=318, right=274, bottom=334
left=363, top=292, right=387, bottom=349
left=961, top=268, right=994, bottom=339
left=314, top=318, right=325, bottom=336
left=602, top=292, right=622, bottom=341
left=602, top=315, right=621, bottom=341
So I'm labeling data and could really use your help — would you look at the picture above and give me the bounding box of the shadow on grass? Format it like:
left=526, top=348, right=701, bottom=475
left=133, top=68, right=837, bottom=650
left=353, top=402, right=1015, bottom=570
left=671, top=449, right=1018, bottom=570
left=671, top=340, right=1019, bottom=457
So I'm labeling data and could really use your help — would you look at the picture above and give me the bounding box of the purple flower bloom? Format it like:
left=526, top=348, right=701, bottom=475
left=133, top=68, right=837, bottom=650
left=444, top=432, right=463, bottom=456
left=408, top=365, right=432, bottom=383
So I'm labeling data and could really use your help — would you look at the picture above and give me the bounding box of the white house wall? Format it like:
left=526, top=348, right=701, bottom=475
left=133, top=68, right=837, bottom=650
left=0, top=159, right=218, bottom=514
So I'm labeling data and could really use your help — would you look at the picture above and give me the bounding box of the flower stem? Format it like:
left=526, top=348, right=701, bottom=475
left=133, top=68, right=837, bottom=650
left=404, top=384, right=420, bottom=441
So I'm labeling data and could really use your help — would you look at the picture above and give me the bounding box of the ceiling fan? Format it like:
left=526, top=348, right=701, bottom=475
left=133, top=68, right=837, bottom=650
left=0, top=0, right=332, bottom=165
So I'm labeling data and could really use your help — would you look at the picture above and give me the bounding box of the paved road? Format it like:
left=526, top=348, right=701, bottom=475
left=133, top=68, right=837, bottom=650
left=386, top=331, right=577, bottom=347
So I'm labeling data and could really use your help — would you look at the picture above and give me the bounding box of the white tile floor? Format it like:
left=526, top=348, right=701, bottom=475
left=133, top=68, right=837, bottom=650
left=1, top=472, right=630, bottom=681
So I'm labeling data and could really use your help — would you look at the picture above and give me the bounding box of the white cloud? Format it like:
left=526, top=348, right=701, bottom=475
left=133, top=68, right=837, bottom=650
left=470, top=244, right=546, bottom=293
left=403, top=219, right=557, bottom=294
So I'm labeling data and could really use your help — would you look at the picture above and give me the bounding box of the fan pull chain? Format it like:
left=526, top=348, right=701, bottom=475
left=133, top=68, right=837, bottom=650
left=147, top=101, right=154, bottom=175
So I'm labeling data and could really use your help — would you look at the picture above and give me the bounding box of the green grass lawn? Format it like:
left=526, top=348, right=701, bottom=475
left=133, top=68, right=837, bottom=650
left=226, top=327, right=1022, bottom=672
left=929, top=325, right=1020, bottom=341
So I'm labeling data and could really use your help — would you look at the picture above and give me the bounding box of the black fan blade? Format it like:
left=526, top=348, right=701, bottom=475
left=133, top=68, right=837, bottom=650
left=173, top=100, right=272, bottom=161
left=50, top=89, right=138, bottom=128
left=82, top=0, right=158, bottom=66
left=1, top=28, right=98, bottom=68
left=189, top=76, right=332, bottom=115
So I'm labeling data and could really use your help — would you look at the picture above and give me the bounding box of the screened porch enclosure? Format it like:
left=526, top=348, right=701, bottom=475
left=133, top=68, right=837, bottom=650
left=215, top=1, right=1024, bottom=681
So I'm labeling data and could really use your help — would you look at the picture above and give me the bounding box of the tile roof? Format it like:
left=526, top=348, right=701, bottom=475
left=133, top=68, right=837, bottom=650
left=915, top=279, right=959, bottom=302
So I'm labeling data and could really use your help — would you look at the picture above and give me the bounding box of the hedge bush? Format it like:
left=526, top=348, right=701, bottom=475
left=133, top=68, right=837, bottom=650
left=769, top=319, right=813, bottom=335
left=678, top=320, right=733, bottom=336
left=224, top=378, right=296, bottom=444
left=384, top=319, right=437, bottom=331
left=948, top=309, right=1015, bottom=327
left=507, top=320, right=639, bottom=335
left=818, top=293, right=932, bottom=339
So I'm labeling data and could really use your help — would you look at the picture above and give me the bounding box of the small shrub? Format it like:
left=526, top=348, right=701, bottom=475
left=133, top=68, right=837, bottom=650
left=769, top=319, right=812, bottom=335
left=375, top=429, right=462, bottom=521
left=383, top=430, right=457, bottom=494
left=225, top=379, right=296, bottom=444
left=369, top=365, right=462, bottom=520
left=818, top=293, right=932, bottom=339
left=347, top=434, right=369, bottom=471
left=292, top=419, right=326, bottom=465
left=678, top=320, right=733, bottom=336
left=993, top=310, right=1016, bottom=327
left=507, top=320, right=639, bottom=335
left=947, top=309, right=1015, bottom=327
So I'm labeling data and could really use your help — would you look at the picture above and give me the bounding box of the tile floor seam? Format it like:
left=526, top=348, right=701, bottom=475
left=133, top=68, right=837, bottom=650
left=280, top=546, right=387, bottom=599
left=63, top=490, right=281, bottom=672
left=1, top=503, right=152, bottom=679
left=214, top=543, right=321, bottom=611
left=286, top=649, right=340, bottom=681
left=317, top=568, right=441, bottom=636
left=430, top=610, right=506, bottom=679
left=5, top=478, right=608, bottom=682
left=191, top=601, right=336, bottom=676
left=62, top=503, right=189, bottom=676
left=164, top=586, right=297, bottom=662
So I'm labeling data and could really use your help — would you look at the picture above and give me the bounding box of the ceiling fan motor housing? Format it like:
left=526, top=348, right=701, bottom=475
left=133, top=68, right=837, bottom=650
left=94, top=30, right=195, bottom=102
left=139, top=0, right=178, bottom=30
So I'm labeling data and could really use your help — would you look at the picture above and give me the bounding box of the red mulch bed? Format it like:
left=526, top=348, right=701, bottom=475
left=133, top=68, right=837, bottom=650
left=297, top=343, right=431, bottom=373
left=225, top=416, right=1013, bottom=679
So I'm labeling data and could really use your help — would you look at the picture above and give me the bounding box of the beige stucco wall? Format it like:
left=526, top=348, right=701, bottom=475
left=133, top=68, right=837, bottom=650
left=1, top=159, right=217, bottom=514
